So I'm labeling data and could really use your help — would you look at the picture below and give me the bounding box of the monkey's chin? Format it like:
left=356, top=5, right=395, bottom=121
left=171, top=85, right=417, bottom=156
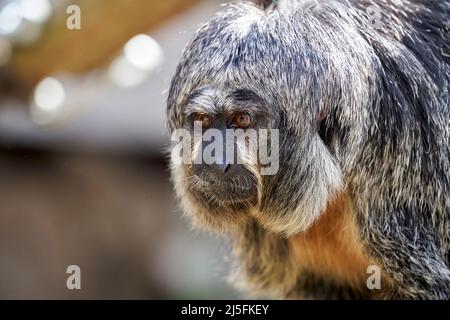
left=181, top=193, right=252, bottom=233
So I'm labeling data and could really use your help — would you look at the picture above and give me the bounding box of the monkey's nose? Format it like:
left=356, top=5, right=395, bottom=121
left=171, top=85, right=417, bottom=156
left=207, top=162, right=230, bottom=176
left=217, top=163, right=231, bottom=173
left=213, top=152, right=231, bottom=174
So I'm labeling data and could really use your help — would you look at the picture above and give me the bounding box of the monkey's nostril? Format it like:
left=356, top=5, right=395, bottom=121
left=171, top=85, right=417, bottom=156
left=221, top=163, right=231, bottom=174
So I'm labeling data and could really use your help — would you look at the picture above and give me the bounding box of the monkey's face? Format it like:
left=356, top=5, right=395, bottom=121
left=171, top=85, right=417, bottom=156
left=168, top=86, right=272, bottom=232
left=167, top=3, right=370, bottom=235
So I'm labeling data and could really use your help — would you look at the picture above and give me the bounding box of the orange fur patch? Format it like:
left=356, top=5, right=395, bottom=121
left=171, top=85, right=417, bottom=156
left=289, top=191, right=375, bottom=288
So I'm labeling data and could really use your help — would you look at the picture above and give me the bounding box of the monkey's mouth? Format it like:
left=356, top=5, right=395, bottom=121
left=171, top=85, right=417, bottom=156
left=188, top=175, right=257, bottom=205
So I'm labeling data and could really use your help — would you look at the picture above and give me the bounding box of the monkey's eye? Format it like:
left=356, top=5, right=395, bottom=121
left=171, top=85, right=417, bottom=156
left=233, top=112, right=253, bottom=129
left=193, top=113, right=212, bottom=129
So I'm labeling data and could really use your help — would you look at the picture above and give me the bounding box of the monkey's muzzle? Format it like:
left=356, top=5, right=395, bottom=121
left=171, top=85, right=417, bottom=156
left=189, top=163, right=258, bottom=204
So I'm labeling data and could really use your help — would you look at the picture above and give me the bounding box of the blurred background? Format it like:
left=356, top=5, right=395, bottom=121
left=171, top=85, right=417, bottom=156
left=0, top=0, right=242, bottom=299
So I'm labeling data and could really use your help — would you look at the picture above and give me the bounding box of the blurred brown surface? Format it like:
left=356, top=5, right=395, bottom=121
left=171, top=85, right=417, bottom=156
left=0, top=0, right=239, bottom=299
left=0, top=150, right=172, bottom=298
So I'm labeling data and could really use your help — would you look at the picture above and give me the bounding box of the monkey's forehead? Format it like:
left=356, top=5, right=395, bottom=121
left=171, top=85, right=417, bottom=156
left=168, top=7, right=321, bottom=106
left=166, top=2, right=372, bottom=129
left=170, top=2, right=368, bottom=88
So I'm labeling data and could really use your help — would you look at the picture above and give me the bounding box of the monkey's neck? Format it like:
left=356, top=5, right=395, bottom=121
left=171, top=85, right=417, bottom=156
left=234, top=191, right=391, bottom=299
left=290, top=192, right=371, bottom=287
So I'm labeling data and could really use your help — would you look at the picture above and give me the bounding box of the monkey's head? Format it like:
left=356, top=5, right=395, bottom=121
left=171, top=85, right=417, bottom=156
left=167, top=2, right=373, bottom=236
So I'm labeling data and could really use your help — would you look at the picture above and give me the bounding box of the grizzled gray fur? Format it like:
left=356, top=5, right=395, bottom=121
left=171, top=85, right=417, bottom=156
left=167, top=0, right=450, bottom=299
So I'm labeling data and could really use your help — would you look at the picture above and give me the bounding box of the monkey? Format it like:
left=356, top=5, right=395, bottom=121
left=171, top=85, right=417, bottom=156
left=166, top=0, right=450, bottom=299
